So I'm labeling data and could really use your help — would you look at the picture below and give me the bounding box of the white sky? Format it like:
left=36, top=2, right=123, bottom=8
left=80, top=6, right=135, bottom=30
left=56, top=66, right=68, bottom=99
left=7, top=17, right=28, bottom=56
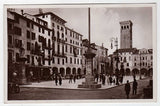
left=15, top=7, right=152, bottom=54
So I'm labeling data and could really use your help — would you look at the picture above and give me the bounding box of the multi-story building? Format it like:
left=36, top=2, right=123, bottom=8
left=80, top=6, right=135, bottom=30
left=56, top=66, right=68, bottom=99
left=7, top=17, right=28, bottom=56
left=65, top=27, right=83, bottom=76
left=111, top=20, right=153, bottom=76
left=7, top=9, right=84, bottom=82
left=7, top=9, right=109, bottom=83
left=112, top=48, right=153, bottom=75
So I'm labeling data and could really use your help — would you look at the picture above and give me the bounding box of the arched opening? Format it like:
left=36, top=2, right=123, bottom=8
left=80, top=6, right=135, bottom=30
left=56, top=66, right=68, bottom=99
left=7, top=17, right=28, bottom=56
left=132, top=68, right=139, bottom=75
left=125, top=68, right=131, bottom=75
left=60, top=68, right=65, bottom=77
left=52, top=67, right=58, bottom=74
left=78, top=68, right=81, bottom=75
left=148, top=68, right=153, bottom=76
left=140, top=68, right=147, bottom=75
left=72, top=68, right=76, bottom=75
left=66, top=67, right=71, bottom=75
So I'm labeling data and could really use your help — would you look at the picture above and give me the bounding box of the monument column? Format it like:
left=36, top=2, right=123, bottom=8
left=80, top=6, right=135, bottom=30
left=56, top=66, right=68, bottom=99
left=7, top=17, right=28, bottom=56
left=78, top=8, right=101, bottom=89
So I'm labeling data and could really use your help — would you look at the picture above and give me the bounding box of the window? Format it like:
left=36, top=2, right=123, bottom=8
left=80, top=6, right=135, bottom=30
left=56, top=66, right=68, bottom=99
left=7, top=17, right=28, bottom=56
left=57, top=44, right=60, bottom=54
left=52, top=29, right=55, bottom=36
left=48, top=59, right=51, bottom=65
left=70, top=57, right=72, bottom=64
left=121, top=26, right=123, bottom=29
left=57, top=31, right=60, bottom=39
left=62, top=59, right=64, bottom=65
left=52, top=23, right=55, bottom=27
left=31, top=32, right=35, bottom=40
left=27, top=42, right=31, bottom=50
left=65, top=38, right=67, bottom=42
left=31, top=56, right=34, bottom=65
left=70, top=31, right=72, bottom=37
left=27, top=21, right=30, bottom=28
left=48, top=39, right=51, bottom=48
left=151, top=56, right=152, bottom=60
left=134, top=63, right=136, bottom=66
left=8, top=23, right=13, bottom=30
left=62, top=45, right=64, bottom=55
left=14, top=27, right=21, bottom=36
left=61, top=27, right=64, bottom=31
left=42, top=15, right=45, bottom=18
left=27, top=30, right=30, bottom=39
left=65, top=45, right=67, bottom=52
left=15, top=39, right=22, bottom=48
left=58, top=58, right=60, bottom=64
left=65, top=29, right=67, bottom=35
left=16, top=53, right=19, bottom=62
left=27, top=55, right=30, bottom=63
left=48, top=31, right=50, bottom=36
left=52, top=57, right=55, bottom=64
left=127, top=25, right=129, bottom=29
left=62, top=33, right=64, bottom=38
left=57, top=25, right=59, bottom=29
left=77, top=59, right=79, bottom=64
left=8, top=35, right=13, bottom=44
left=134, top=57, right=136, bottom=61
left=74, top=58, right=76, bottom=64
left=70, top=40, right=72, bottom=43
left=70, top=46, right=72, bottom=53
left=127, top=63, right=129, bottom=66
left=52, top=42, right=55, bottom=54
left=66, top=57, right=68, bottom=63
left=42, top=28, right=44, bottom=34
left=39, top=27, right=41, bottom=32
left=81, top=59, right=82, bottom=64
left=31, top=23, right=34, bottom=29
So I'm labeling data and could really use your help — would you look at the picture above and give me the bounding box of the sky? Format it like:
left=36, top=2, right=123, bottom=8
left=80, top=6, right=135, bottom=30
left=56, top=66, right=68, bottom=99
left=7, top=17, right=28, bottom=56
left=15, top=7, right=152, bottom=54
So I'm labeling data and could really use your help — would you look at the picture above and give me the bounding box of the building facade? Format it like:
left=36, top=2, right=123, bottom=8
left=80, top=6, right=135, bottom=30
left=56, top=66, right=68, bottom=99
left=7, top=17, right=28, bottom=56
left=7, top=9, right=109, bottom=83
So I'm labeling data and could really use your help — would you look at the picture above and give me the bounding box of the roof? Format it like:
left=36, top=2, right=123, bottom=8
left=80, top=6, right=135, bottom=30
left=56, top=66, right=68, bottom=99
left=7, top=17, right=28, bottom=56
left=120, top=20, right=133, bottom=25
left=113, top=48, right=138, bottom=54
left=34, top=12, right=67, bottom=24
left=9, top=11, right=52, bottom=31
left=65, top=27, right=83, bottom=36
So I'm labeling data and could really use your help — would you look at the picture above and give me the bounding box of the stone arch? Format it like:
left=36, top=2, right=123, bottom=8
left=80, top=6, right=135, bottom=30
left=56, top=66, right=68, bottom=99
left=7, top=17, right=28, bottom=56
left=132, top=68, right=139, bottom=75
left=140, top=68, right=147, bottom=75
left=60, top=67, right=65, bottom=77
left=66, top=67, right=71, bottom=75
left=52, top=67, right=58, bottom=74
left=78, top=68, right=81, bottom=75
left=72, top=68, right=76, bottom=75
left=125, top=68, right=131, bottom=75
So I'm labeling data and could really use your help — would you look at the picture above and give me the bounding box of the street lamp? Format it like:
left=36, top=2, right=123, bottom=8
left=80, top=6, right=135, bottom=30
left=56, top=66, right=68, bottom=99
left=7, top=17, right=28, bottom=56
left=110, top=37, right=119, bottom=85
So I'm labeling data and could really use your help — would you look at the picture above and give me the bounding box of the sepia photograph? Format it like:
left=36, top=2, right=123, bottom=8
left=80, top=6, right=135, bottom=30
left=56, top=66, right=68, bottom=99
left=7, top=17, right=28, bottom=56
left=4, top=3, right=156, bottom=103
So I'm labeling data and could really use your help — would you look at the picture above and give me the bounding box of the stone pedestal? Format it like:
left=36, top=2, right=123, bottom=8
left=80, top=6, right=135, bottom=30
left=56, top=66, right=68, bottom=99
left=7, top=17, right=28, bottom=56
left=78, top=49, right=101, bottom=89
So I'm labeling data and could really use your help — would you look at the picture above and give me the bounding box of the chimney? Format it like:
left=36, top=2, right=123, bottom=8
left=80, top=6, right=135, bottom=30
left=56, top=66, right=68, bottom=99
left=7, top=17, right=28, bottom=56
left=21, top=9, right=24, bottom=15
left=39, top=8, right=43, bottom=14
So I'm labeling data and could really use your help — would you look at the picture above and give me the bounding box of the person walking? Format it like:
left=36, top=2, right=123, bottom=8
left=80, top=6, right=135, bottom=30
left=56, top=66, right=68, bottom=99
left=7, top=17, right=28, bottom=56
left=69, top=74, right=73, bottom=83
left=125, top=80, right=131, bottom=99
left=102, top=74, right=106, bottom=85
left=109, top=75, right=112, bottom=85
left=73, top=74, right=76, bottom=83
left=55, top=74, right=58, bottom=86
left=59, top=74, right=62, bottom=86
left=132, top=79, right=138, bottom=95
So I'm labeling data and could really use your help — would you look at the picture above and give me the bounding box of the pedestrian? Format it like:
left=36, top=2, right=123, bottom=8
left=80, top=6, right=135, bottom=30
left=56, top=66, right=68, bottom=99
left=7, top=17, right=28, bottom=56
left=96, top=74, right=99, bottom=82
left=73, top=74, right=76, bottom=83
left=59, top=74, right=62, bottom=86
left=112, top=75, right=116, bottom=85
left=125, top=80, right=131, bottom=99
left=102, top=74, right=106, bottom=85
left=109, top=75, right=112, bottom=85
left=69, top=74, right=73, bottom=83
left=132, top=79, right=138, bottom=95
left=55, top=74, right=58, bottom=86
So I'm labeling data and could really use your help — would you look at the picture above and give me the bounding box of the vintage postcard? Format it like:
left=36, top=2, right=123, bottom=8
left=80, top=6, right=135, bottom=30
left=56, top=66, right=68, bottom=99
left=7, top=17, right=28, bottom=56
left=4, top=3, right=157, bottom=103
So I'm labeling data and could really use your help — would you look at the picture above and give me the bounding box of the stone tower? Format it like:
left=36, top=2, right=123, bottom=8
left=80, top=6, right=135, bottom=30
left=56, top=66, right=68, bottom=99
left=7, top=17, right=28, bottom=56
left=120, top=20, right=133, bottom=49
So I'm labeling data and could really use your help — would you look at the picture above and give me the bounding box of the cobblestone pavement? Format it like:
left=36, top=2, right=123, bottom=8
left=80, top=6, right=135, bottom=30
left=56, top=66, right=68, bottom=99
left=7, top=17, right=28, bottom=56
left=8, top=76, right=151, bottom=100
left=20, top=75, right=145, bottom=89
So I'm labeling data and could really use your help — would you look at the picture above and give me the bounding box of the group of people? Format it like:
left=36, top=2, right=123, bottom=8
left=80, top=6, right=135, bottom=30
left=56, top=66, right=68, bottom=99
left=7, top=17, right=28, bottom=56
left=54, top=74, right=62, bottom=86
left=95, top=74, right=125, bottom=86
left=125, top=78, right=138, bottom=99
left=69, top=74, right=77, bottom=83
